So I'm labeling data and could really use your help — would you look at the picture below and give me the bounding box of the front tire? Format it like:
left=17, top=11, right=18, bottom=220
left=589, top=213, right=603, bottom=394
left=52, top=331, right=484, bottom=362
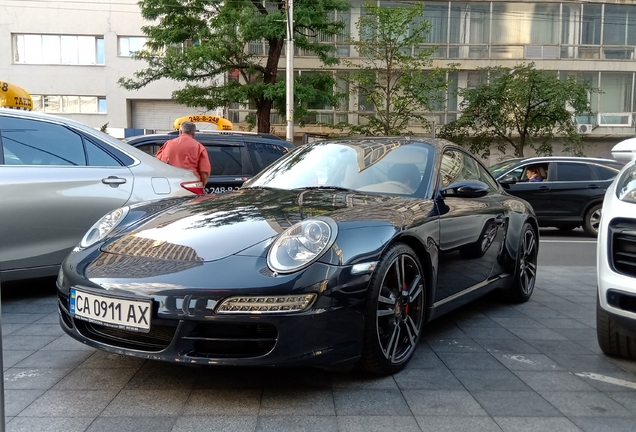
left=505, top=222, right=538, bottom=303
left=358, top=243, right=426, bottom=374
left=597, top=297, right=636, bottom=359
left=583, top=204, right=602, bottom=237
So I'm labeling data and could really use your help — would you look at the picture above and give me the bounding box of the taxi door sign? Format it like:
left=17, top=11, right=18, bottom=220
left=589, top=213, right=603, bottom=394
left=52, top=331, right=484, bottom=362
left=173, top=114, right=234, bottom=131
left=0, top=81, right=33, bottom=110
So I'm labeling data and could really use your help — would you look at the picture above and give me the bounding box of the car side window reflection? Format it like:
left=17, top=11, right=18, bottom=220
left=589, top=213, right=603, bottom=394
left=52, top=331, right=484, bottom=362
left=0, top=116, right=86, bottom=166
left=246, top=142, right=287, bottom=173
left=85, top=140, right=122, bottom=167
left=556, top=162, right=593, bottom=181
left=440, top=150, right=481, bottom=187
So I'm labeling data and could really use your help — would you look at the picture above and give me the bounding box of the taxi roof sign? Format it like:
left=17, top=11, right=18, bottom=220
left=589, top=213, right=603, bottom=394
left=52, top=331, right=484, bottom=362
left=0, top=81, right=33, bottom=110
left=174, top=114, right=234, bottom=131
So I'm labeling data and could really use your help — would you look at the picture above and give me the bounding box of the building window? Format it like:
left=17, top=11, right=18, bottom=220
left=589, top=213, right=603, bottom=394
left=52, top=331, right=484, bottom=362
left=13, top=34, right=105, bottom=65
left=31, top=95, right=107, bottom=114
left=119, top=36, right=149, bottom=56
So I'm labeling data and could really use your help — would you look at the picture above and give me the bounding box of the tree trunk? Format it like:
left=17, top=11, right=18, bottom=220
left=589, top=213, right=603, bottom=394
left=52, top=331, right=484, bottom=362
left=257, top=37, right=285, bottom=133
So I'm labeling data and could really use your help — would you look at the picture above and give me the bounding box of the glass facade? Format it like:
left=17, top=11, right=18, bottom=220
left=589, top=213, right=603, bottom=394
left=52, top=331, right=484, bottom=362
left=13, top=34, right=105, bottom=65
left=228, top=1, right=636, bottom=128
left=31, top=95, right=107, bottom=114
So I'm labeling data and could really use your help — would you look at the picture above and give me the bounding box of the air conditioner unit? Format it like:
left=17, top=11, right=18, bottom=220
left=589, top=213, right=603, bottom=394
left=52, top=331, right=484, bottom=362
left=577, top=124, right=594, bottom=134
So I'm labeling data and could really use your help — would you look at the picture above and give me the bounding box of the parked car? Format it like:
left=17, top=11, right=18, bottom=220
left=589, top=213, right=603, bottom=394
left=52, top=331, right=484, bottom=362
left=58, top=137, right=538, bottom=374
left=124, top=131, right=294, bottom=195
left=0, top=109, right=201, bottom=282
left=489, top=156, right=624, bottom=236
left=596, top=150, right=636, bottom=360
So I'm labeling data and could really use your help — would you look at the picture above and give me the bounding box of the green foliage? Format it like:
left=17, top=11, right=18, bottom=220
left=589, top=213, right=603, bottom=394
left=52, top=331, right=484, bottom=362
left=99, top=122, right=109, bottom=133
left=340, top=2, right=456, bottom=136
left=440, top=63, right=597, bottom=158
left=119, top=0, right=349, bottom=133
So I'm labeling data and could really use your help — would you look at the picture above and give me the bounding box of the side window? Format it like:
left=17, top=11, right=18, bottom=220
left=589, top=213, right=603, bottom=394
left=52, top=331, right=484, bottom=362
left=0, top=116, right=86, bottom=166
left=556, top=162, right=593, bottom=181
left=595, top=164, right=621, bottom=180
left=440, top=150, right=480, bottom=187
left=207, top=145, right=242, bottom=176
left=85, top=140, right=122, bottom=167
left=137, top=144, right=162, bottom=157
left=246, top=142, right=287, bottom=173
left=476, top=161, right=499, bottom=190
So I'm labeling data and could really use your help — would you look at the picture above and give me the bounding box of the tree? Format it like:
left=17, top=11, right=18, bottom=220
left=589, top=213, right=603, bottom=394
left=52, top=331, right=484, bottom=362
left=119, top=0, right=349, bottom=133
left=341, top=2, right=455, bottom=136
left=440, top=63, right=597, bottom=158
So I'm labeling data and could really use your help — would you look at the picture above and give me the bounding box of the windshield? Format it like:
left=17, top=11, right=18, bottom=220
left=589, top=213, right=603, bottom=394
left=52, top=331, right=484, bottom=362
left=488, top=160, right=522, bottom=177
left=244, top=140, right=433, bottom=197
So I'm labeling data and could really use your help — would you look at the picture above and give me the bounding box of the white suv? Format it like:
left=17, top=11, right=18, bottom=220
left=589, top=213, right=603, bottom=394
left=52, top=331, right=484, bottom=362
left=596, top=139, right=636, bottom=359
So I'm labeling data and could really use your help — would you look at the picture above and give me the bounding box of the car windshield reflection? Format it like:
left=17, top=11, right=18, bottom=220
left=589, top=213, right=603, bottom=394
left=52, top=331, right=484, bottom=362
left=244, top=140, right=432, bottom=196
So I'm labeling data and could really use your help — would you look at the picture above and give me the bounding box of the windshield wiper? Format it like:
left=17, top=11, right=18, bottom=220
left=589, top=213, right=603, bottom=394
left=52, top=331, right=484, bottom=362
left=293, top=185, right=356, bottom=193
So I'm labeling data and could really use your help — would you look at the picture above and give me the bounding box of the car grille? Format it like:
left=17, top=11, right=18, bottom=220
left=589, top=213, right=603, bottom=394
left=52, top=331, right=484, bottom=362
left=76, top=320, right=178, bottom=352
left=182, top=322, right=278, bottom=359
left=609, top=219, right=636, bottom=278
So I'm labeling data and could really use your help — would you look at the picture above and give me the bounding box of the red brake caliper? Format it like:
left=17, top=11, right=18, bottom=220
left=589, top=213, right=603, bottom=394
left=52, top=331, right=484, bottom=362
left=404, top=283, right=409, bottom=314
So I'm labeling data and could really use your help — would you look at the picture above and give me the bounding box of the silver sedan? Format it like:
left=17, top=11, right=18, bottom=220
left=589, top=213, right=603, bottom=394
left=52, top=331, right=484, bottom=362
left=0, top=109, right=201, bottom=282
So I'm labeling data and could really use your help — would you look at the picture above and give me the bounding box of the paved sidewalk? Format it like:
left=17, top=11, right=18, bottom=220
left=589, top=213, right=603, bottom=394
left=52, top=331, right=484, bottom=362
left=2, top=266, right=635, bottom=432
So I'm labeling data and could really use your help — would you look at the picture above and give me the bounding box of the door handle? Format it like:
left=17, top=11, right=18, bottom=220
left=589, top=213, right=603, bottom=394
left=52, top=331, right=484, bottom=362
left=495, top=215, right=505, bottom=225
left=538, top=186, right=550, bottom=192
left=102, top=176, right=127, bottom=187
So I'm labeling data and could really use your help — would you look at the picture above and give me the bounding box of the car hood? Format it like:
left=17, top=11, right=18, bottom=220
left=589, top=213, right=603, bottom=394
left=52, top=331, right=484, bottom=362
left=101, top=188, right=427, bottom=262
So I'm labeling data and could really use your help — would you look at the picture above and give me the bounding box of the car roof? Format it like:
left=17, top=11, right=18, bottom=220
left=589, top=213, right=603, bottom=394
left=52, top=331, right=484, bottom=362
left=124, top=131, right=294, bottom=148
left=500, top=156, right=621, bottom=165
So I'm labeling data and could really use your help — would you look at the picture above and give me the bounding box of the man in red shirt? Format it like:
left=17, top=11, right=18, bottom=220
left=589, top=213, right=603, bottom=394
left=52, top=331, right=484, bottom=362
left=156, top=121, right=211, bottom=187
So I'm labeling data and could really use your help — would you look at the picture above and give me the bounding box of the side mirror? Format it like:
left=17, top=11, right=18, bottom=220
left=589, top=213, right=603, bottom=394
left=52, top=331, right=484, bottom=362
left=440, top=180, right=489, bottom=198
left=498, top=174, right=518, bottom=185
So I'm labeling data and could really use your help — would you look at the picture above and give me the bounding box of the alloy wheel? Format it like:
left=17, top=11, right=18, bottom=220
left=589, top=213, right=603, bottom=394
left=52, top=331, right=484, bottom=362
left=518, top=228, right=538, bottom=296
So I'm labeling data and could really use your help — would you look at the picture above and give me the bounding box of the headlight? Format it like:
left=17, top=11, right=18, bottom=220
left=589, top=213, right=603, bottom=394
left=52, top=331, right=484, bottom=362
left=616, top=164, right=636, bottom=203
left=267, top=217, right=338, bottom=273
left=79, top=207, right=129, bottom=249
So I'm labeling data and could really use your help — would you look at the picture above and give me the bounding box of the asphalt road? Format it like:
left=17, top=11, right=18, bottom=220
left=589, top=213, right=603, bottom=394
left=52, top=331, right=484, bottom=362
left=538, top=228, right=597, bottom=268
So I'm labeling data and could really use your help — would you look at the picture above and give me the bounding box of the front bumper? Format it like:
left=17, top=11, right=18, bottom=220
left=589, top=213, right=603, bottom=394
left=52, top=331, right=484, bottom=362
left=57, top=252, right=371, bottom=367
left=597, top=191, right=636, bottom=328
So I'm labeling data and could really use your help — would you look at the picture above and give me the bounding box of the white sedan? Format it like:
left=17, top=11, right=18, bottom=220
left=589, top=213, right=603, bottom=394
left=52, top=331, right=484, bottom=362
left=596, top=141, right=636, bottom=359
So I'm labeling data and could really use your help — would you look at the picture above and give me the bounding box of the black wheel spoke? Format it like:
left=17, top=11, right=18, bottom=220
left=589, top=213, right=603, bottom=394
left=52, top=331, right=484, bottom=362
left=375, top=251, right=425, bottom=366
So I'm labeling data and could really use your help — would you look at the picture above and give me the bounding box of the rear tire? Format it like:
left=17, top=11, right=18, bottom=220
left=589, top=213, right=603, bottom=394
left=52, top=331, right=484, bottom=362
left=358, top=243, right=426, bottom=375
left=504, top=222, right=538, bottom=303
left=596, top=297, right=636, bottom=360
left=583, top=204, right=602, bottom=237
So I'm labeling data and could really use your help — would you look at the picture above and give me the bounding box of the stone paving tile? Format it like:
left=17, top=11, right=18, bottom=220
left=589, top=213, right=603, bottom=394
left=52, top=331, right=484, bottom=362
left=260, top=388, right=335, bottom=416
left=472, top=337, right=541, bottom=355
left=513, top=371, right=597, bottom=392
left=173, top=416, right=257, bottom=432
left=99, top=389, right=190, bottom=417
left=437, top=352, right=508, bottom=371
left=493, top=416, right=582, bottom=432
left=569, top=416, right=636, bottom=432
left=18, top=389, right=116, bottom=417
left=256, top=416, right=336, bottom=432
left=540, top=391, right=633, bottom=417
left=77, top=351, right=147, bottom=369
left=415, top=416, right=503, bottom=432
left=182, top=389, right=262, bottom=415
left=4, top=367, right=71, bottom=390
left=14, top=349, right=93, bottom=369
left=526, top=339, right=596, bottom=356
left=452, top=369, right=532, bottom=392
left=337, top=416, right=421, bottom=432
left=1, top=335, right=59, bottom=351
left=6, top=416, right=94, bottom=432
left=87, top=416, right=178, bottom=432
left=4, top=389, right=47, bottom=417
left=330, top=371, right=398, bottom=390
left=332, top=389, right=409, bottom=416
left=122, top=362, right=198, bottom=390
left=426, top=337, right=486, bottom=353
left=2, top=351, right=36, bottom=369
left=11, top=323, right=65, bottom=337
left=493, top=353, right=564, bottom=371
left=402, top=390, right=487, bottom=416
left=471, top=390, right=562, bottom=417
left=52, top=367, right=137, bottom=391
left=393, top=367, right=464, bottom=390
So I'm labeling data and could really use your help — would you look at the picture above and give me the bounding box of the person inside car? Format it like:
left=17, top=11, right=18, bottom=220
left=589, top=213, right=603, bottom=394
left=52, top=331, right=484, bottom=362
left=523, top=166, right=544, bottom=182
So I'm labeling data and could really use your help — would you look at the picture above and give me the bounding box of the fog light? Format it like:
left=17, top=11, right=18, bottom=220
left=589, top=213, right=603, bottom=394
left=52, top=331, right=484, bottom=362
left=216, top=294, right=317, bottom=314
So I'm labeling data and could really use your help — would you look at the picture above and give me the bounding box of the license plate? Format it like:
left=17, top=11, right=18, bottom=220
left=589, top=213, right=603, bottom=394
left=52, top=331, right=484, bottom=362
left=69, top=288, right=152, bottom=333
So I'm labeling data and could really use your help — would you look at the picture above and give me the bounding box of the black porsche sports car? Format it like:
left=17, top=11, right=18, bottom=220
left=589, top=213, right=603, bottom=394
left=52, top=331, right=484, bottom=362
left=57, top=137, right=538, bottom=374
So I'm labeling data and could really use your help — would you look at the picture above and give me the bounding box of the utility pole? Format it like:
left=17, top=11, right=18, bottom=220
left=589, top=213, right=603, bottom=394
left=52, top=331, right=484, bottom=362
left=285, top=0, right=294, bottom=144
